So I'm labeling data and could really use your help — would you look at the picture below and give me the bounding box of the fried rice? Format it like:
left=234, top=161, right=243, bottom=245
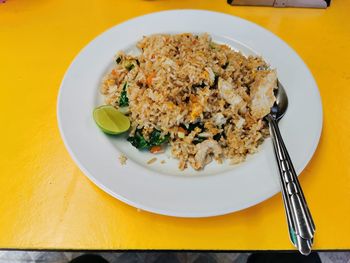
left=100, top=33, right=277, bottom=170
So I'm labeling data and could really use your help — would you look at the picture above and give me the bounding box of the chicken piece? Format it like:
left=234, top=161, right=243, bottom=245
left=250, top=71, right=277, bottom=119
left=235, top=116, right=245, bottom=129
left=194, top=139, right=222, bottom=170
left=213, top=113, right=227, bottom=126
left=218, top=78, right=243, bottom=108
left=205, top=67, right=215, bottom=85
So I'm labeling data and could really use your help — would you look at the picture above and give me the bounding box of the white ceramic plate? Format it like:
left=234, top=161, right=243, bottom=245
left=57, top=10, right=322, bottom=217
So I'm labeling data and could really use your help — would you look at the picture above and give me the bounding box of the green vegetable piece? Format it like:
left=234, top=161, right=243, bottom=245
left=211, top=75, right=219, bottom=89
left=149, top=129, right=170, bottom=147
left=222, top=62, right=229, bottom=69
left=127, top=129, right=149, bottom=149
left=209, top=42, right=216, bottom=49
left=119, top=82, right=129, bottom=107
left=116, top=56, right=122, bottom=64
left=125, top=62, right=135, bottom=71
left=192, top=82, right=206, bottom=89
left=193, top=137, right=205, bottom=144
left=127, top=129, right=169, bottom=150
left=187, top=122, right=204, bottom=132
left=213, top=133, right=222, bottom=141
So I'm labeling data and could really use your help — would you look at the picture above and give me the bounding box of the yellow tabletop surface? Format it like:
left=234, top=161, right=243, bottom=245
left=0, top=0, right=350, bottom=250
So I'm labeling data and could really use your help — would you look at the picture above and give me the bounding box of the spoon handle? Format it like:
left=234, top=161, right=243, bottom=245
left=267, top=115, right=315, bottom=255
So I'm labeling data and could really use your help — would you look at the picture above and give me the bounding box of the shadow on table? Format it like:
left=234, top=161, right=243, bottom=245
left=69, top=252, right=321, bottom=263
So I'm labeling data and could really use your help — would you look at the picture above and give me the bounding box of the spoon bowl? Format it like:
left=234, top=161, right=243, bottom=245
left=271, top=81, right=289, bottom=121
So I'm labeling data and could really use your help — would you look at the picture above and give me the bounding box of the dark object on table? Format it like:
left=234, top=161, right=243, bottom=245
left=70, top=254, right=109, bottom=263
left=227, top=0, right=330, bottom=8
left=247, top=252, right=321, bottom=263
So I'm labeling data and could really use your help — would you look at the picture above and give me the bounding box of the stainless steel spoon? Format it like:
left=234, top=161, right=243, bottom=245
left=266, top=81, right=316, bottom=255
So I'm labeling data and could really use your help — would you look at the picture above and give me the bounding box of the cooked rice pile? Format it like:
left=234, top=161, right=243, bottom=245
left=101, top=33, right=277, bottom=170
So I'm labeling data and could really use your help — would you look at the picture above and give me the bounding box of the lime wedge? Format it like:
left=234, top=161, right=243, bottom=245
left=93, top=105, right=130, bottom=135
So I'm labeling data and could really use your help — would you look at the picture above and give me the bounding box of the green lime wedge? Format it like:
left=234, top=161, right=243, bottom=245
left=93, top=105, right=130, bottom=135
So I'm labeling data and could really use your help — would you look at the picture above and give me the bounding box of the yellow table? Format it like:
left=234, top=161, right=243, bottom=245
left=0, top=0, right=349, bottom=250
